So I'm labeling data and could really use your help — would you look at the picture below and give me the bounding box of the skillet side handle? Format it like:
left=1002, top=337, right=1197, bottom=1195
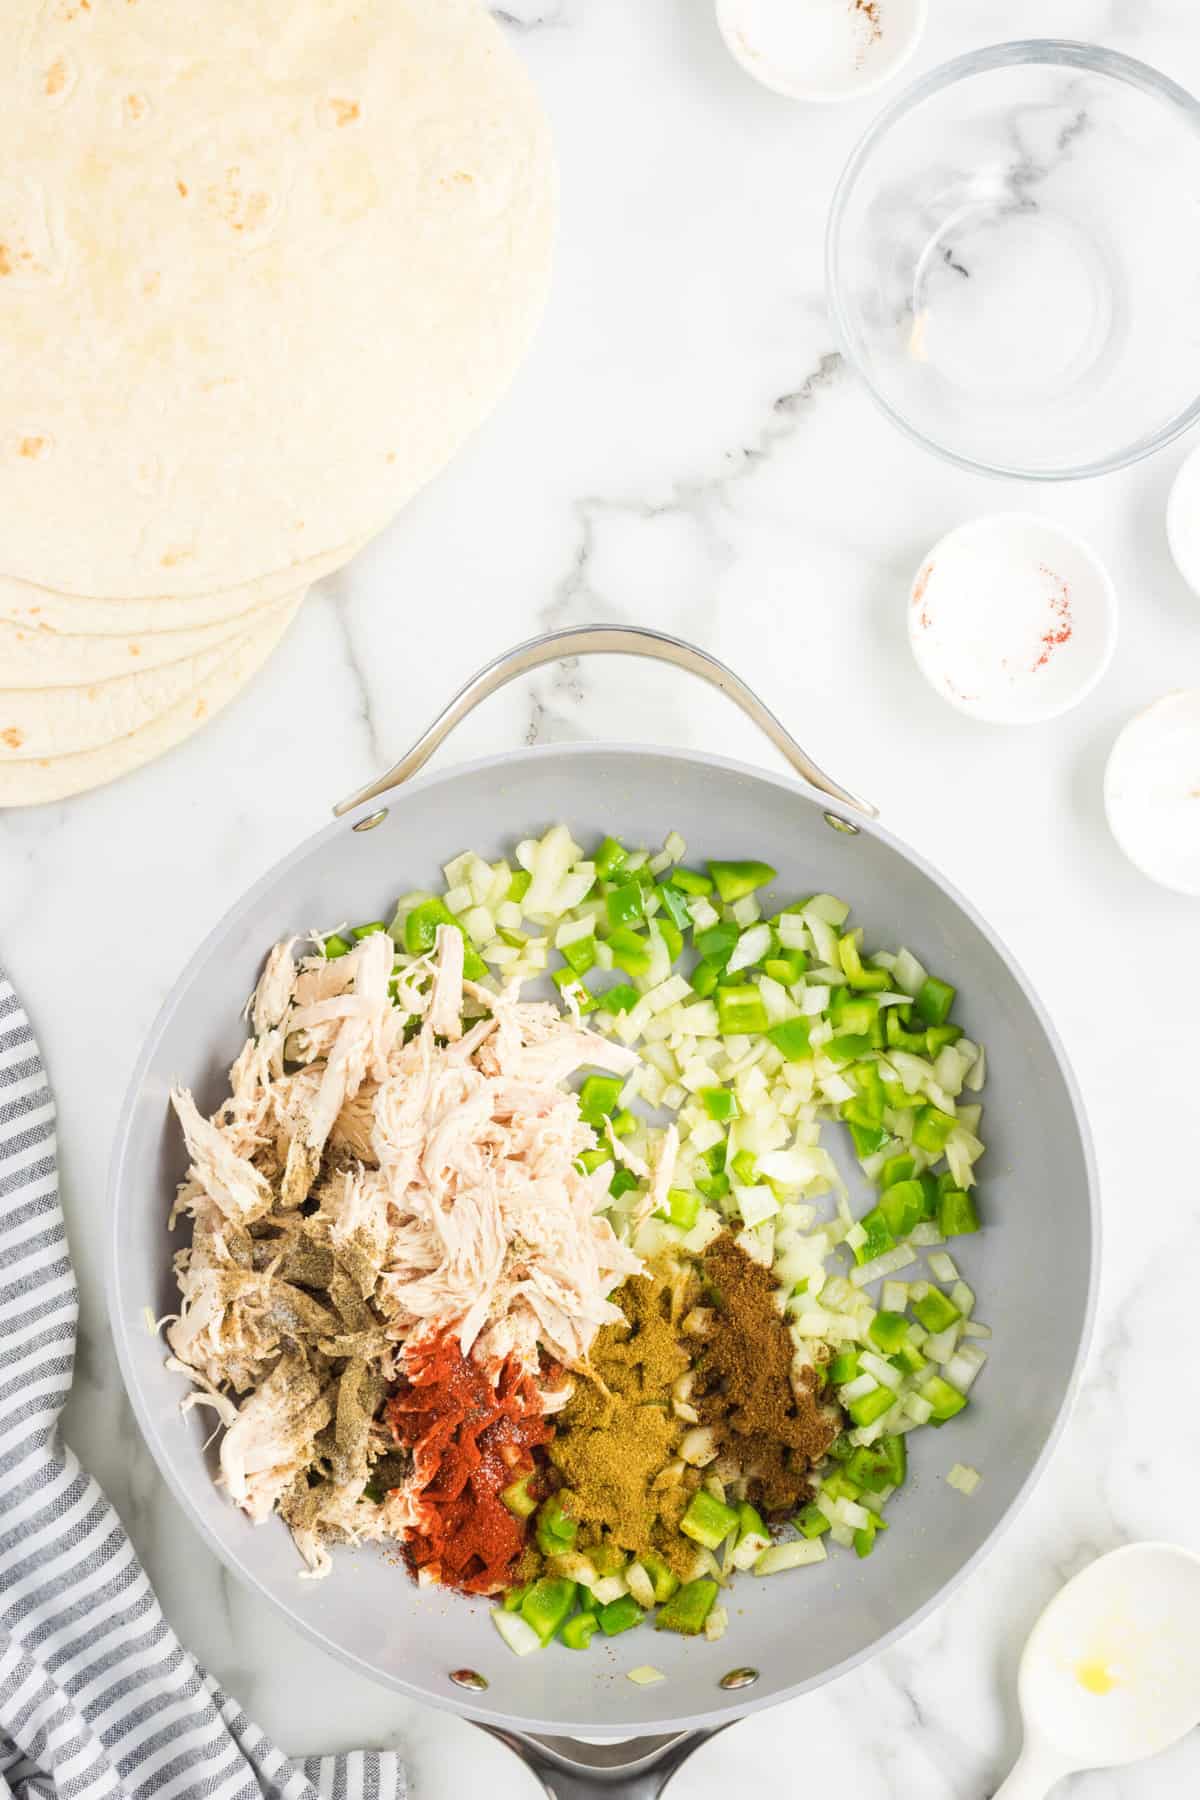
left=332, top=624, right=876, bottom=820
left=477, top=1725, right=725, bottom=1799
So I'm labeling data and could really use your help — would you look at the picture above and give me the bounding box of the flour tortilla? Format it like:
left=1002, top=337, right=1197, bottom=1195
left=0, top=596, right=300, bottom=759
left=0, top=597, right=283, bottom=688
left=0, top=598, right=300, bottom=807
left=0, top=0, right=555, bottom=598
left=0, top=535, right=364, bottom=637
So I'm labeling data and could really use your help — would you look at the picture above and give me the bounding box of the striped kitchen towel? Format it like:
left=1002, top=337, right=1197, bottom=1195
left=0, top=967, right=405, bottom=1800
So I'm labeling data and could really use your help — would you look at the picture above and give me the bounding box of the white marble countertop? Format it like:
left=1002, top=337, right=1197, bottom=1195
left=5, top=1, right=1200, bottom=1794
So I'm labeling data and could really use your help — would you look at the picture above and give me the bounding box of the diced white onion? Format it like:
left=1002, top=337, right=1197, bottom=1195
left=849, top=1246, right=918, bottom=1287
left=946, top=1463, right=982, bottom=1495
left=754, top=1538, right=827, bottom=1575
left=492, top=1611, right=541, bottom=1656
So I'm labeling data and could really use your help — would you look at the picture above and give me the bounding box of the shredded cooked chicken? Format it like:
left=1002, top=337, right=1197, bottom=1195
left=167, top=926, right=644, bottom=1573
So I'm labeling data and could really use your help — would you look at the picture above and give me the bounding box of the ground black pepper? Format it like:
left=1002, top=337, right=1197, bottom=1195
left=697, top=1235, right=840, bottom=1514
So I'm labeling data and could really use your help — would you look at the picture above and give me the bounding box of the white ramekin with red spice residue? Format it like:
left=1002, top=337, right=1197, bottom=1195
left=908, top=513, right=1118, bottom=725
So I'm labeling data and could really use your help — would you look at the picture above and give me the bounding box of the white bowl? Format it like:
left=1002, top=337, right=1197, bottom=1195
left=1166, top=443, right=1200, bottom=599
left=1104, top=690, right=1200, bottom=895
left=908, top=514, right=1118, bottom=724
left=715, top=0, right=927, bottom=103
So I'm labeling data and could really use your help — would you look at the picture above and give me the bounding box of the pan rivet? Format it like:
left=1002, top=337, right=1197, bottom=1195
left=352, top=808, right=389, bottom=833
left=719, top=1667, right=759, bottom=1691
left=823, top=811, right=859, bottom=837
left=449, top=1669, right=489, bottom=1693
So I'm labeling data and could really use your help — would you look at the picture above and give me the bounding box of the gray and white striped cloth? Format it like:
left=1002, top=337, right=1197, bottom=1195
left=0, top=967, right=405, bottom=1800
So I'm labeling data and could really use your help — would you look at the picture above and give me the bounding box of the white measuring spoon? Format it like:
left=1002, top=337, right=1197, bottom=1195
left=995, top=1542, right=1200, bottom=1797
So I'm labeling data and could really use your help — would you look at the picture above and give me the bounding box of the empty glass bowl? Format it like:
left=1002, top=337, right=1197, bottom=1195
left=826, top=41, right=1200, bottom=479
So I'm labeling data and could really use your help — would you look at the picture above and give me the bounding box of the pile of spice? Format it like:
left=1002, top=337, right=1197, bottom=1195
left=695, top=1235, right=841, bottom=1514
left=386, top=1326, right=553, bottom=1595
left=547, top=1258, right=696, bottom=1580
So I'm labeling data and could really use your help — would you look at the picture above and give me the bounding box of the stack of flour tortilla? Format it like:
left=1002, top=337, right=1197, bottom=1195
left=0, top=0, right=555, bottom=806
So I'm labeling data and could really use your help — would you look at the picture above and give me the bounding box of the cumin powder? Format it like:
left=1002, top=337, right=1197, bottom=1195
left=549, top=1261, right=695, bottom=1575
left=697, top=1234, right=839, bottom=1513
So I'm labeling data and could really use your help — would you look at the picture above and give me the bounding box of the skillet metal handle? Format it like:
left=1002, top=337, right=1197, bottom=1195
left=332, top=624, right=876, bottom=820
left=478, top=1724, right=725, bottom=1799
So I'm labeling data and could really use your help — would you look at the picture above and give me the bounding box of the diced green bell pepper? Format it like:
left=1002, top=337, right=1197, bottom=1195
left=655, top=917, right=684, bottom=963
left=848, top=1121, right=888, bottom=1157
left=700, top=1087, right=739, bottom=1122
left=913, top=1105, right=957, bottom=1154
left=736, top=1501, right=768, bottom=1544
left=918, top=1171, right=939, bottom=1219
left=880, top=1153, right=916, bottom=1189
left=403, top=898, right=460, bottom=955
left=506, top=870, right=532, bottom=904
left=827, top=1032, right=874, bottom=1066
left=847, top=1385, right=899, bottom=1428
left=694, top=921, right=740, bottom=964
left=553, top=967, right=597, bottom=1013
left=730, top=1149, right=757, bottom=1185
left=830, top=992, right=879, bottom=1035
left=854, top=1522, right=878, bottom=1558
left=668, top=866, right=713, bottom=897
left=404, top=899, right=489, bottom=979
left=503, top=1583, right=529, bottom=1613
left=690, top=958, right=722, bottom=998
left=521, top=1577, right=577, bottom=1645
left=589, top=1541, right=629, bottom=1577
left=351, top=921, right=388, bottom=939
left=868, top=1310, right=910, bottom=1355
left=919, top=1373, right=967, bottom=1424
left=607, top=927, right=652, bottom=978
left=766, top=1018, right=813, bottom=1061
left=939, top=1188, right=981, bottom=1237
left=610, top=1168, right=639, bottom=1200
left=560, top=1611, right=598, bottom=1650
left=718, top=986, right=769, bottom=1036
left=536, top=1494, right=579, bottom=1556
left=323, top=933, right=353, bottom=959
left=578, top=1076, right=623, bottom=1128
left=829, top=1350, right=860, bottom=1386
left=665, top=1188, right=701, bottom=1230
left=848, top=1061, right=886, bottom=1123
left=886, top=1008, right=929, bottom=1052
left=854, top=1207, right=895, bottom=1266
left=598, top=1594, right=645, bottom=1637
left=878, top=1179, right=925, bottom=1239
left=838, top=930, right=890, bottom=992
left=610, top=1107, right=637, bottom=1137
left=601, top=983, right=641, bottom=1014
left=916, top=976, right=956, bottom=1027
left=606, top=882, right=645, bottom=928
left=575, top=1148, right=609, bottom=1175
left=708, top=860, right=777, bottom=904
left=655, top=1578, right=718, bottom=1636
left=594, top=837, right=628, bottom=880
left=561, top=935, right=597, bottom=977
left=844, top=1445, right=894, bottom=1493
left=639, top=1553, right=680, bottom=1604
left=764, top=950, right=809, bottom=984
left=911, top=1288, right=961, bottom=1333
left=796, top=1503, right=831, bottom=1538
left=881, top=1434, right=907, bottom=1486
left=890, top=1341, right=928, bottom=1377
left=655, top=882, right=693, bottom=932
left=925, top=1023, right=964, bottom=1055
left=681, top=1488, right=740, bottom=1550
left=696, top=1170, right=730, bottom=1204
